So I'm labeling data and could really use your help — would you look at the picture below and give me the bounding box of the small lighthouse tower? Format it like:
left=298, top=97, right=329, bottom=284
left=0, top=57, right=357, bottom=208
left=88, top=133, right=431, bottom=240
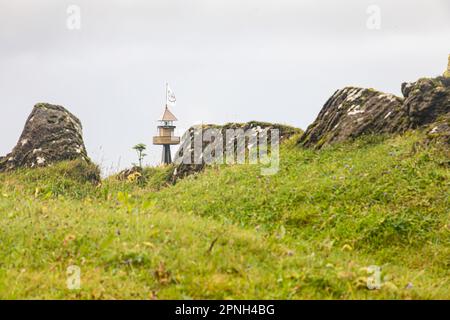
left=153, top=86, right=180, bottom=164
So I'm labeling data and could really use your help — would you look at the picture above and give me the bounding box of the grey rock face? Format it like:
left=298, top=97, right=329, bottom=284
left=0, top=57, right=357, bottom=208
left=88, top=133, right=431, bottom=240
left=298, top=87, right=408, bottom=148
left=171, top=121, right=302, bottom=182
left=0, top=103, right=89, bottom=171
left=403, top=77, right=450, bottom=127
left=299, top=76, right=450, bottom=148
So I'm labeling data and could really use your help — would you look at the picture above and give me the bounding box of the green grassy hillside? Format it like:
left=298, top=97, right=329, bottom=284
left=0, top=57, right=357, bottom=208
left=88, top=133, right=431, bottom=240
left=0, top=131, right=448, bottom=299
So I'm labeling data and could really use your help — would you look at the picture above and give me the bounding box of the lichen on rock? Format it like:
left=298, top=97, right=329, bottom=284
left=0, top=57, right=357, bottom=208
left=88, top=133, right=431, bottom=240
left=171, top=121, right=302, bottom=182
left=298, top=87, right=407, bottom=148
left=403, top=77, right=450, bottom=127
left=299, top=74, right=450, bottom=149
left=0, top=103, right=91, bottom=172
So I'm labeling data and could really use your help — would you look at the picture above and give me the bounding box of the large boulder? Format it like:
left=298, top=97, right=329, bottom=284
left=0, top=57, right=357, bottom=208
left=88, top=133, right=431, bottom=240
left=171, top=121, right=302, bottom=182
left=0, top=103, right=90, bottom=172
left=298, top=87, right=408, bottom=148
left=299, top=76, right=450, bottom=149
left=402, top=77, right=450, bottom=127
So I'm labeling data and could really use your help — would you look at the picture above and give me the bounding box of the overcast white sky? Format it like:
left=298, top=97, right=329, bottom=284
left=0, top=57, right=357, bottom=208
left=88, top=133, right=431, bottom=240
left=1, top=0, right=449, bottom=173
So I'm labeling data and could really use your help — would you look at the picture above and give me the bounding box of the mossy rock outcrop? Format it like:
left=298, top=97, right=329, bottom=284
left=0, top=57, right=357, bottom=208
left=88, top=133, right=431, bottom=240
left=403, top=77, right=450, bottom=127
left=171, top=121, right=302, bottom=182
left=0, top=103, right=91, bottom=172
left=299, top=75, right=450, bottom=149
left=297, top=87, right=407, bottom=148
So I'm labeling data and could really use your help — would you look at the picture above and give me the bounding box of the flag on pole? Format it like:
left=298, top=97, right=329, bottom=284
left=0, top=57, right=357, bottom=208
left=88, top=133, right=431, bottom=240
left=166, top=83, right=176, bottom=106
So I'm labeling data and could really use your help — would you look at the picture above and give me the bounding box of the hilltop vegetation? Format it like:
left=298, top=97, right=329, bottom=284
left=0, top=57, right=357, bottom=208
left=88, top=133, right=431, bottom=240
left=0, top=130, right=448, bottom=299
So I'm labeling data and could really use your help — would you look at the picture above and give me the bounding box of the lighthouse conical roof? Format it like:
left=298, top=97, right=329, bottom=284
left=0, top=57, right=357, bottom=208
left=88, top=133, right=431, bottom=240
left=160, top=106, right=178, bottom=121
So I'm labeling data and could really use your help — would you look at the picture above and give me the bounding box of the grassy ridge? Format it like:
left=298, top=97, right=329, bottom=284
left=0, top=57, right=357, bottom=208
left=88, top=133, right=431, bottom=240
left=0, top=131, right=449, bottom=299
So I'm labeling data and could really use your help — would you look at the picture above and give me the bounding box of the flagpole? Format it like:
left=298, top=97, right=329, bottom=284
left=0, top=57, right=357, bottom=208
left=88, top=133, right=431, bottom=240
left=165, top=82, right=168, bottom=108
